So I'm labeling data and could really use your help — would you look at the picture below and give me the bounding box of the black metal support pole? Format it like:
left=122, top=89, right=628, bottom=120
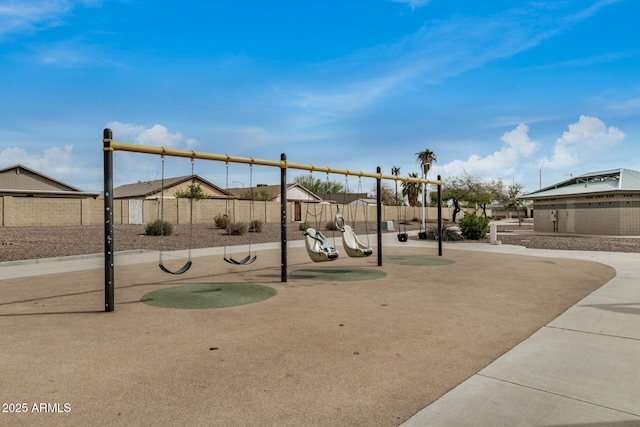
left=437, top=174, right=442, bottom=257
left=376, top=166, right=382, bottom=267
left=103, top=128, right=115, bottom=312
left=280, top=153, right=287, bottom=282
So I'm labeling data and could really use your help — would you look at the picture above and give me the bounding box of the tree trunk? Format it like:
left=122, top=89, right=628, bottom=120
left=452, top=199, right=461, bottom=222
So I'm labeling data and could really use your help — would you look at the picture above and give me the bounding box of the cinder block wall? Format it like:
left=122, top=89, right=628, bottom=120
left=0, top=196, right=456, bottom=227
left=532, top=194, right=640, bottom=235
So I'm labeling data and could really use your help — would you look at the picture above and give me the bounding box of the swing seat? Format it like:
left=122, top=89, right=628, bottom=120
left=303, top=228, right=339, bottom=262
left=341, top=225, right=373, bottom=257
left=159, top=260, right=192, bottom=275
left=224, top=254, right=257, bottom=265
left=397, top=232, right=409, bottom=242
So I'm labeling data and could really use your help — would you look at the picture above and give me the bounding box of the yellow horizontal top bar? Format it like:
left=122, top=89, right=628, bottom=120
left=104, top=139, right=442, bottom=186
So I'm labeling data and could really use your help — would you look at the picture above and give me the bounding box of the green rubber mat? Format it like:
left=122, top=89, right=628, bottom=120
left=141, top=283, right=277, bottom=309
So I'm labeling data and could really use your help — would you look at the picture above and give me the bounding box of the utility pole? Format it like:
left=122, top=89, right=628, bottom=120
left=539, top=160, right=546, bottom=189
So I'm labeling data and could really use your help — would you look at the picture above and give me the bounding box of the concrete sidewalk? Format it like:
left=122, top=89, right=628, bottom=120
left=2, top=232, right=638, bottom=425
left=399, top=240, right=640, bottom=426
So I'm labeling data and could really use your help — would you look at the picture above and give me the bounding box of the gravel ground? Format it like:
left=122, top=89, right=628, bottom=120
left=1, top=221, right=638, bottom=263
left=443, top=222, right=640, bottom=253
left=0, top=222, right=395, bottom=262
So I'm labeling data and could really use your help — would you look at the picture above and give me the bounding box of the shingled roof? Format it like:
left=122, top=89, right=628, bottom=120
left=226, top=183, right=322, bottom=201
left=113, top=175, right=231, bottom=199
left=0, top=164, right=99, bottom=198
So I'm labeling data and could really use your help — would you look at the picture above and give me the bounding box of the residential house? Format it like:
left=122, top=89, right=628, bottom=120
left=112, top=175, right=231, bottom=200
left=0, top=164, right=99, bottom=198
left=227, top=183, right=322, bottom=221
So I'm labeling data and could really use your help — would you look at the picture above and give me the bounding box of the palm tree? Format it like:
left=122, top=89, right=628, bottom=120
left=391, top=166, right=401, bottom=205
left=415, top=149, right=437, bottom=226
left=415, top=149, right=437, bottom=177
left=402, top=172, right=421, bottom=206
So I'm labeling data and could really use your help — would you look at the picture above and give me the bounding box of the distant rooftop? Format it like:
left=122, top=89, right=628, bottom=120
left=522, top=168, right=640, bottom=200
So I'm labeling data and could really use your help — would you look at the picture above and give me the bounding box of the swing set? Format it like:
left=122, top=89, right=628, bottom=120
left=333, top=175, right=374, bottom=258
left=102, top=128, right=443, bottom=312
left=222, top=162, right=257, bottom=265
left=157, top=155, right=194, bottom=274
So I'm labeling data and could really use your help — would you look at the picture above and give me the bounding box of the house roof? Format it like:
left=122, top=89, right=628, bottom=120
left=0, top=164, right=99, bottom=198
left=226, top=183, right=322, bottom=201
left=317, top=193, right=368, bottom=204
left=522, top=168, right=640, bottom=200
left=113, top=175, right=231, bottom=199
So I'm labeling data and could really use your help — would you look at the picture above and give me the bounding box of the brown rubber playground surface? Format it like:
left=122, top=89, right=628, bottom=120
left=0, top=245, right=615, bottom=426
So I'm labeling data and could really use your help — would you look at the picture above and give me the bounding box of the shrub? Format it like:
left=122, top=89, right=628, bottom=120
left=299, top=222, right=310, bottom=231
left=325, top=221, right=339, bottom=231
left=214, top=213, right=230, bottom=229
left=249, top=219, right=262, bottom=233
left=226, top=222, right=247, bottom=236
left=458, top=212, right=489, bottom=240
left=424, top=225, right=464, bottom=241
left=145, top=219, right=173, bottom=236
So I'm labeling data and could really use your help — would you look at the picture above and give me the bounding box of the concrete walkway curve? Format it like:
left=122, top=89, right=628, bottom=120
left=399, top=236, right=640, bottom=426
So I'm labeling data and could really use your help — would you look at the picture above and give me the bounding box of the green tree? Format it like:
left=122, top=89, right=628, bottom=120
left=293, top=175, right=344, bottom=194
left=441, top=173, right=479, bottom=222
left=499, top=183, right=526, bottom=225
left=174, top=183, right=210, bottom=199
left=371, top=182, right=400, bottom=206
left=441, top=173, right=506, bottom=221
left=470, top=179, right=504, bottom=218
left=241, top=187, right=272, bottom=201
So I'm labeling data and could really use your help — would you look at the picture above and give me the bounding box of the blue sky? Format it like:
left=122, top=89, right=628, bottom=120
left=1, top=0, right=639, bottom=194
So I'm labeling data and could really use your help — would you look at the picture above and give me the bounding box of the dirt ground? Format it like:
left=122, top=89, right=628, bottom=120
left=0, top=243, right=615, bottom=426
left=1, top=221, right=639, bottom=264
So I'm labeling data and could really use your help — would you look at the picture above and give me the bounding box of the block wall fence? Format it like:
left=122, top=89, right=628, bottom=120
left=0, top=196, right=461, bottom=227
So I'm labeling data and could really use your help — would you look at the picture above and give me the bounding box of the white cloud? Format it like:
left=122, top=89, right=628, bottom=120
left=608, top=96, right=640, bottom=114
left=281, top=2, right=617, bottom=117
left=436, top=123, right=539, bottom=179
left=104, top=122, right=200, bottom=186
left=31, top=39, right=106, bottom=68
left=546, top=115, right=624, bottom=168
left=0, top=0, right=102, bottom=36
left=391, top=0, right=430, bottom=10
left=0, top=144, right=74, bottom=176
left=105, top=121, right=199, bottom=149
left=0, top=1, right=69, bottom=35
left=291, top=72, right=411, bottom=115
